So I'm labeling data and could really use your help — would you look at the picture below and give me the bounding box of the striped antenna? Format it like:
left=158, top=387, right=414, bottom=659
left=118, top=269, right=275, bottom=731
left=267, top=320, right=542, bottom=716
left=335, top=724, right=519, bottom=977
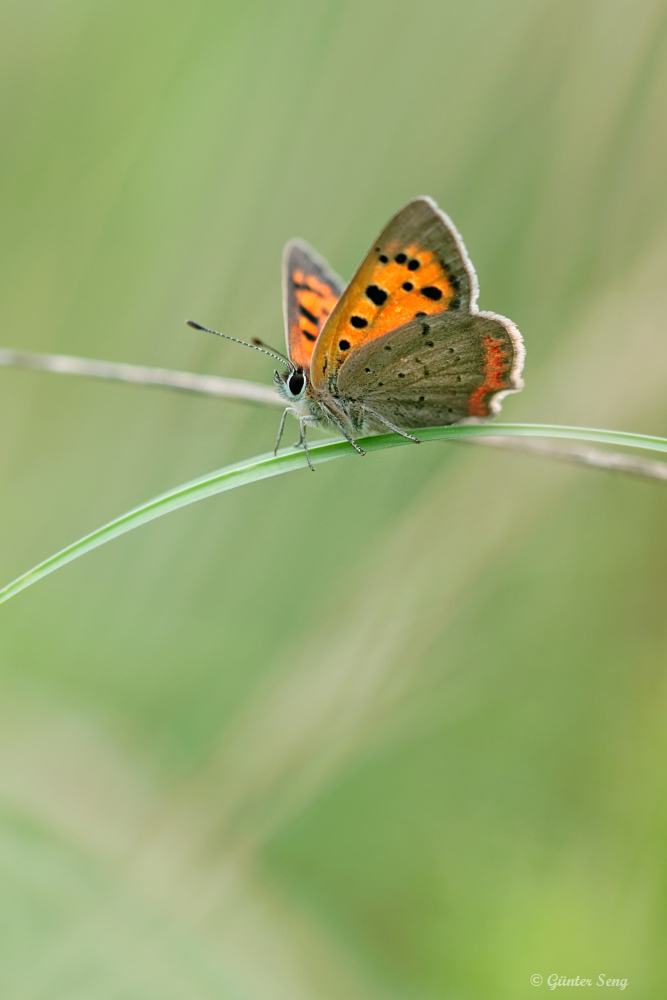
left=186, top=320, right=290, bottom=367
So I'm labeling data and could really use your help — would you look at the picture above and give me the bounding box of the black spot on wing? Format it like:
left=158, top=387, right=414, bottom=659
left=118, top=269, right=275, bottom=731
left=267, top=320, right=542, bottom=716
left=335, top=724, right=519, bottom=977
left=350, top=315, right=368, bottom=328
left=302, top=331, right=316, bottom=342
left=293, top=282, right=323, bottom=295
left=366, top=285, right=388, bottom=306
left=299, top=304, right=319, bottom=325
left=395, top=253, right=407, bottom=264
left=421, top=286, right=442, bottom=301
left=339, top=339, right=350, bottom=351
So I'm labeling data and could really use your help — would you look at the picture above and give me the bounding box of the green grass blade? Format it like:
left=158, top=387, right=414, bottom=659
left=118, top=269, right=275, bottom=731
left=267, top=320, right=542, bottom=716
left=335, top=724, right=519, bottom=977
left=2, top=422, right=666, bottom=608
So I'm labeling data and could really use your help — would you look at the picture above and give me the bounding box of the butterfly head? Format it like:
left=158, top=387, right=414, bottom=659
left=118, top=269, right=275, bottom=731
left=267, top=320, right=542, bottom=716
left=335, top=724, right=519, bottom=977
left=274, top=365, right=308, bottom=404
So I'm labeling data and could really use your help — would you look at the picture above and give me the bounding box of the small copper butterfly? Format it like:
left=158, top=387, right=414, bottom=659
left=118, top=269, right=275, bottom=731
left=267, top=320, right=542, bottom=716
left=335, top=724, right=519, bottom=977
left=189, top=197, right=524, bottom=469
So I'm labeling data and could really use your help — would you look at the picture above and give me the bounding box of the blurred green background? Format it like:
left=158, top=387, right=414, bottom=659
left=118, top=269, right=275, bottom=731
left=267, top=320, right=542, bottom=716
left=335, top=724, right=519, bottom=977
left=1, top=1, right=666, bottom=996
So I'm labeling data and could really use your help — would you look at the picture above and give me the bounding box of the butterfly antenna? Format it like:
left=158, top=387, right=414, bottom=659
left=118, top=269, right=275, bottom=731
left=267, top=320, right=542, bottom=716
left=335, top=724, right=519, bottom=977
left=252, top=337, right=289, bottom=363
left=186, top=320, right=290, bottom=367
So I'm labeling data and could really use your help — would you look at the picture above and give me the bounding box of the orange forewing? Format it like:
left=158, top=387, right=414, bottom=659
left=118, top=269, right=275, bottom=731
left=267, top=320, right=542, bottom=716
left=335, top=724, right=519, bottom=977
left=290, top=269, right=339, bottom=368
left=311, top=198, right=475, bottom=389
left=328, top=243, right=456, bottom=340
left=283, top=240, right=345, bottom=370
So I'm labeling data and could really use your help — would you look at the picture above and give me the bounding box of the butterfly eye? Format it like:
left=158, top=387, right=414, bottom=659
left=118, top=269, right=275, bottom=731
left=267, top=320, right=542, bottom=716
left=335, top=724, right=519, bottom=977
left=287, top=371, right=305, bottom=397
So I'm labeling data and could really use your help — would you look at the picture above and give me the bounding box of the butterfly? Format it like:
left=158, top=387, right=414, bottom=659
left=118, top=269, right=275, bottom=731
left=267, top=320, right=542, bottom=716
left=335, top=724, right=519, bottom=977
left=189, top=197, right=524, bottom=469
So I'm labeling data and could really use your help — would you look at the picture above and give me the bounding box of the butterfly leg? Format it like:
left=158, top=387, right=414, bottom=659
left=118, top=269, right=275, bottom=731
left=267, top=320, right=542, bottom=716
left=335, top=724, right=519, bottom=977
left=298, top=417, right=315, bottom=472
left=320, top=402, right=366, bottom=456
left=274, top=406, right=299, bottom=455
left=360, top=404, right=421, bottom=444
left=274, top=408, right=316, bottom=471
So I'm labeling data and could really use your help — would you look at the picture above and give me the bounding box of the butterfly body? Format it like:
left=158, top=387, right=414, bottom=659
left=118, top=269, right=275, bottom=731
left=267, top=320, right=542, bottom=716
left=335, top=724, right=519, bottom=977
left=275, top=197, right=524, bottom=464
left=189, top=198, right=524, bottom=468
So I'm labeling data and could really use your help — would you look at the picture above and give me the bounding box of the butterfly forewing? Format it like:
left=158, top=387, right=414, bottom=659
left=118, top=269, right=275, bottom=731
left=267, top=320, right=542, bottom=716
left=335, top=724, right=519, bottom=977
left=336, top=311, right=522, bottom=427
left=283, top=239, right=345, bottom=370
left=310, top=198, right=476, bottom=391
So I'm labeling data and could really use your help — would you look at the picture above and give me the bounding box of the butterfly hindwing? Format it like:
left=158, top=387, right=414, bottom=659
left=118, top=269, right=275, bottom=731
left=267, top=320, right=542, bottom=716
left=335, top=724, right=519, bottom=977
left=283, top=239, right=345, bottom=370
left=310, top=198, right=477, bottom=391
left=335, top=309, right=523, bottom=427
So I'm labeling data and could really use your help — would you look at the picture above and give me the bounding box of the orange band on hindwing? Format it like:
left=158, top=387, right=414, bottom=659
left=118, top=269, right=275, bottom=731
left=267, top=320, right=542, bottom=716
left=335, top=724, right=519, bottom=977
left=467, top=335, right=512, bottom=416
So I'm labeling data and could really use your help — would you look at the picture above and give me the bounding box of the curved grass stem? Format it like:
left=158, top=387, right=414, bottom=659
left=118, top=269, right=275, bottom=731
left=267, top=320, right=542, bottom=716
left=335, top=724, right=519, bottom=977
left=1, top=422, right=667, bottom=608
